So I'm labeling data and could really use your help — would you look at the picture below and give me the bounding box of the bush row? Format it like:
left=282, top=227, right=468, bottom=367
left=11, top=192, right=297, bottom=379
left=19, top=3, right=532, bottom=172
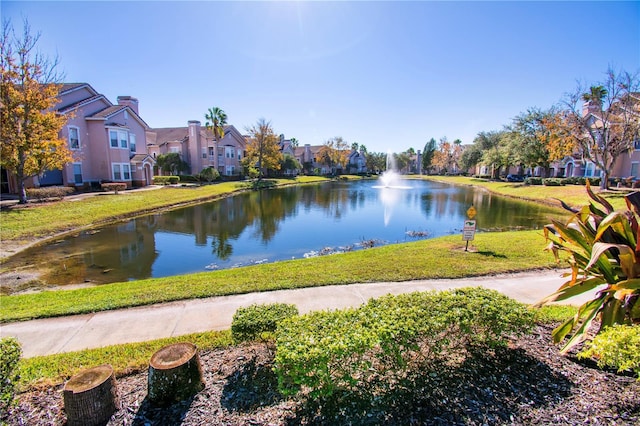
left=524, top=176, right=602, bottom=186
left=231, top=303, right=298, bottom=343
left=0, top=338, right=22, bottom=413
left=25, top=186, right=75, bottom=201
left=274, top=287, right=534, bottom=401
left=152, top=176, right=180, bottom=185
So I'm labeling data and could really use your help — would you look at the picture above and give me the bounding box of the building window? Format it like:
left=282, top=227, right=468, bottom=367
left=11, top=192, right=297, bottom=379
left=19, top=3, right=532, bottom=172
left=69, top=126, right=80, bottom=150
left=110, top=130, right=118, bottom=148
left=130, top=134, right=136, bottom=153
left=202, top=148, right=207, bottom=159
left=110, top=129, right=128, bottom=149
left=73, top=163, right=82, bottom=184
left=634, top=139, right=640, bottom=150
left=119, top=132, right=128, bottom=149
left=112, top=163, right=131, bottom=181
left=631, top=162, right=639, bottom=178
left=237, top=149, right=242, bottom=160
left=113, top=164, right=122, bottom=180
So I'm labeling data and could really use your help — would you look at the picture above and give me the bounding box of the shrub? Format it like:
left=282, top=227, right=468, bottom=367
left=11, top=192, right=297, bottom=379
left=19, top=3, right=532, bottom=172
left=100, top=182, right=127, bottom=194
left=26, top=186, right=75, bottom=201
left=537, top=181, right=640, bottom=353
left=561, top=176, right=587, bottom=185
left=196, top=167, right=220, bottom=184
left=525, top=177, right=543, bottom=185
left=542, top=178, right=565, bottom=186
left=179, top=175, right=198, bottom=183
left=152, top=176, right=180, bottom=185
left=0, top=337, right=22, bottom=413
left=578, top=324, right=640, bottom=379
left=274, top=287, right=533, bottom=399
left=231, top=303, right=298, bottom=343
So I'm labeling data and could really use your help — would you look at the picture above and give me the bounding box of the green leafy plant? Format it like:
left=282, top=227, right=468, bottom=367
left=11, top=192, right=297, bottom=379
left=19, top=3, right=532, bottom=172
left=274, top=288, right=533, bottom=399
left=0, top=337, right=22, bottom=413
left=577, top=324, right=640, bottom=379
left=231, top=303, right=298, bottom=343
left=537, top=181, right=640, bottom=353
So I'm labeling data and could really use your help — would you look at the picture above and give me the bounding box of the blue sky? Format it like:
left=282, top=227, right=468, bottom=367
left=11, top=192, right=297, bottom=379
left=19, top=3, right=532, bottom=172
left=3, top=1, right=639, bottom=153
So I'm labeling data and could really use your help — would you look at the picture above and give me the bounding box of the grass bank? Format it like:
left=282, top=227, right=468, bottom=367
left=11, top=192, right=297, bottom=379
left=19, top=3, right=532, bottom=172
left=0, top=177, right=329, bottom=246
left=418, top=175, right=629, bottom=210
left=1, top=229, right=559, bottom=323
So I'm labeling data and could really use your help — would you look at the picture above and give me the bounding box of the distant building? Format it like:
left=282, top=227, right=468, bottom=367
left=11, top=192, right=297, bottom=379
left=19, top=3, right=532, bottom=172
left=147, top=122, right=246, bottom=177
left=2, top=83, right=156, bottom=194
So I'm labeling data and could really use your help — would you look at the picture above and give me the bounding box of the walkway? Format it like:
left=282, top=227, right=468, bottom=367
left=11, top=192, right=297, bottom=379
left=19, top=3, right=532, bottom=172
left=0, top=269, right=596, bottom=358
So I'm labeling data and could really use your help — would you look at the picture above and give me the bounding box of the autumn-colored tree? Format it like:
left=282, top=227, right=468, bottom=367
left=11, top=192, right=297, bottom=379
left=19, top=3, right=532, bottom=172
left=317, top=136, right=350, bottom=173
left=0, top=20, right=72, bottom=203
left=549, top=68, right=640, bottom=189
left=204, top=106, right=228, bottom=171
left=243, top=118, right=282, bottom=180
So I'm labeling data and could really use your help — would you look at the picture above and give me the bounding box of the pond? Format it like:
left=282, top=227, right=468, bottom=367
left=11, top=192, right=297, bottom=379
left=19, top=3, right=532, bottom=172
left=3, top=179, right=563, bottom=289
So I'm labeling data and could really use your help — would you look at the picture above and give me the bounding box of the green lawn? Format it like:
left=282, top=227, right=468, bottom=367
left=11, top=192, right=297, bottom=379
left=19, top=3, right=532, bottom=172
left=417, top=175, right=629, bottom=210
left=0, top=177, right=328, bottom=244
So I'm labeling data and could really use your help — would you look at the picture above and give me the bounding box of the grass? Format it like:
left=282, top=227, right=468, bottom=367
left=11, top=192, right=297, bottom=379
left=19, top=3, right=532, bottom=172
left=13, top=304, right=576, bottom=391
left=418, top=175, right=629, bottom=210
left=0, top=229, right=560, bottom=323
left=17, top=330, right=233, bottom=389
left=0, top=177, right=328, bottom=244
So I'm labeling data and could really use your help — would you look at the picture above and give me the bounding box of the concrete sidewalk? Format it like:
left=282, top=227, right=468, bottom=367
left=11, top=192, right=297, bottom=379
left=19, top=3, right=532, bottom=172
left=1, top=270, right=592, bottom=358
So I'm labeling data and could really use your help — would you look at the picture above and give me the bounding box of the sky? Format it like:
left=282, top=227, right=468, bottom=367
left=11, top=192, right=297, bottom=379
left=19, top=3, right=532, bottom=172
left=3, top=1, right=639, bottom=153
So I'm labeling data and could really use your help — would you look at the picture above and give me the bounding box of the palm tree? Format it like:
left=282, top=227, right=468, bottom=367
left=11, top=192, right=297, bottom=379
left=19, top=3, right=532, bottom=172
left=205, top=107, right=228, bottom=171
left=582, top=85, right=608, bottom=107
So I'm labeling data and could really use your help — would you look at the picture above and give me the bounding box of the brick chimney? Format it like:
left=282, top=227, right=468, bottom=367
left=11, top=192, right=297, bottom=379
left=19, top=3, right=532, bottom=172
left=117, top=96, right=139, bottom=114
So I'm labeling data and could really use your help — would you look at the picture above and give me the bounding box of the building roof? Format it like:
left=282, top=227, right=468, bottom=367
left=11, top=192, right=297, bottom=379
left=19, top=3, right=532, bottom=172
left=57, top=94, right=108, bottom=114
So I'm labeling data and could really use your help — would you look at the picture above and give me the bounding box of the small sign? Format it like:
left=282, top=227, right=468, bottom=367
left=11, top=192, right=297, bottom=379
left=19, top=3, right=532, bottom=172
left=462, top=219, right=476, bottom=241
left=466, top=206, right=477, bottom=219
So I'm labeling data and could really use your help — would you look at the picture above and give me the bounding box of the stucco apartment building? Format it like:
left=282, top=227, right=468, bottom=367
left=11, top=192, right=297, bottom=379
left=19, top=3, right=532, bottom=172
left=147, top=121, right=246, bottom=177
left=2, top=83, right=156, bottom=193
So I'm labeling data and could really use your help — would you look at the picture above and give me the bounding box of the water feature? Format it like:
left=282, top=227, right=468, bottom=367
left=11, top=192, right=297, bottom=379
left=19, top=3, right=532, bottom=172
left=1, top=180, right=564, bottom=291
left=372, top=151, right=413, bottom=224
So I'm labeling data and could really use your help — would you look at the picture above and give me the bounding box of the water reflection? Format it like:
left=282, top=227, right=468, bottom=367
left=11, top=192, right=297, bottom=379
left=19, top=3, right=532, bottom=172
left=3, top=180, right=564, bottom=288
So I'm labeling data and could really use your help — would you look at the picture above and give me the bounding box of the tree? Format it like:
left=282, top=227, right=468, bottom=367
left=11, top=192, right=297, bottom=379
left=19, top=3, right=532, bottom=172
left=366, top=151, right=386, bottom=173
left=317, top=136, right=350, bottom=173
left=0, top=20, right=72, bottom=204
left=281, top=154, right=302, bottom=175
left=422, top=138, right=437, bottom=174
left=508, top=107, right=556, bottom=176
left=243, top=118, right=282, bottom=180
left=204, top=106, right=228, bottom=171
left=459, top=144, right=482, bottom=173
left=156, top=153, right=188, bottom=175
left=552, top=68, right=640, bottom=189
left=289, top=137, right=299, bottom=148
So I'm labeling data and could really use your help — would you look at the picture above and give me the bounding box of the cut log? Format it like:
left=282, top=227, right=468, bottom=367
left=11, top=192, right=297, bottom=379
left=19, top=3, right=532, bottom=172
left=63, top=364, right=118, bottom=426
left=147, top=342, right=205, bottom=406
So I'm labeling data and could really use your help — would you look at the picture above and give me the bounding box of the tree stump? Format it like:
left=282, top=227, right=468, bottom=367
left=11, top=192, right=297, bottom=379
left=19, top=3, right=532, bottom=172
left=63, top=364, right=118, bottom=426
left=147, top=342, right=205, bottom=406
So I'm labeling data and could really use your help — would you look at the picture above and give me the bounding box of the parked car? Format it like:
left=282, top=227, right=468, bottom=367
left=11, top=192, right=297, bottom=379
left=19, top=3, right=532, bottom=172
left=506, top=174, right=525, bottom=182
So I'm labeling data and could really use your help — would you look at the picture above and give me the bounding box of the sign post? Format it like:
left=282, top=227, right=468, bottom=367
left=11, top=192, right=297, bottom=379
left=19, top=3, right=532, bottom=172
left=463, top=205, right=477, bottom=252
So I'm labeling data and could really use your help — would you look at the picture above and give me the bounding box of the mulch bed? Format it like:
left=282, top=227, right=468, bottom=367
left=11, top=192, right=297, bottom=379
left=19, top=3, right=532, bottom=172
left=4, top=324, right=639, bottom=425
